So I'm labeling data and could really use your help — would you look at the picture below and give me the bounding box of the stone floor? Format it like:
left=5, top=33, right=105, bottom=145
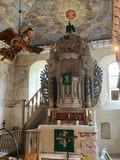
left=111, top=156, right=120, bottom=160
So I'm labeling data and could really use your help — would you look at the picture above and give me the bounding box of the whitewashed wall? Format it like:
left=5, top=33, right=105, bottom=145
left=0, top=52, right=49, bottom=129
left=0, top=60, right=15, bottom=128
left=8, top=53, right=49, bottom=129
left=14, top=53, right=49, bottom=100
left=91, top=45, right=120, bottom=156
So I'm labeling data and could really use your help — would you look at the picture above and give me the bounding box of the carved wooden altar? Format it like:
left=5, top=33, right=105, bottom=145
left=47, top=34, right=101, bottom=125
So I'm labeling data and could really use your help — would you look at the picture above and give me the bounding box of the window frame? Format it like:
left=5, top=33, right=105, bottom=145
left=108, top=62, right=120, bottom=102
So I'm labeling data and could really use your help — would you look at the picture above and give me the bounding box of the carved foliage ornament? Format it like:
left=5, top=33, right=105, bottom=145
left=40, top=65, right=48, bottom=103
left=55, top=34, right=90, bottom=56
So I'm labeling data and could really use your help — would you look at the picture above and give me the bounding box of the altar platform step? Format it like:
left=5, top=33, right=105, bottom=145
left=0, top=152, right=8, bottom=157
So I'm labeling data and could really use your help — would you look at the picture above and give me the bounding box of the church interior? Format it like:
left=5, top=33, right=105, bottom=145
left=0, top=0, right=120, bottom=160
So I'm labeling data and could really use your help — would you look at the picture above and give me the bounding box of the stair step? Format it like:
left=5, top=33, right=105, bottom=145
left=7, top=157, right=23, bottom=160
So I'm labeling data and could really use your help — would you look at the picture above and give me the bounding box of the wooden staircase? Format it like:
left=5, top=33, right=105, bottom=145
left=23, top=88, right=49, bottom=129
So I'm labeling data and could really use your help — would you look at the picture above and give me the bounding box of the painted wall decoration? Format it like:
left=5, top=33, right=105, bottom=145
left=0, top=0, right=112, bottom=46
left=66, top=9, right=76, bottom=20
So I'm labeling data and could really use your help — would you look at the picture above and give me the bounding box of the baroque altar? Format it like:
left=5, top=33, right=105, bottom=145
left=47, top=34, right=102, bottom=125
left=38, top=33, right=102, bottom=160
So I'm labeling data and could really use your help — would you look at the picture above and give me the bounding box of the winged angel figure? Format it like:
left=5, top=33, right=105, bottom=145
left=0, top=27, right=43, bottom=60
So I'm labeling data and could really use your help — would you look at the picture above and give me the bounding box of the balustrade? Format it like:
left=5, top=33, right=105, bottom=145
left=25, top=129, right=39, bottom=154
left=23, top=88, right=48, bottom=128
left=0, top=130, right=22, bottom=154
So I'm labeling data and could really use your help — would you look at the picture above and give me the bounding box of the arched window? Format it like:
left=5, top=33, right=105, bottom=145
left=29, top=60, right=47, bottom=99
left=108, top=62, right=119, bottom=101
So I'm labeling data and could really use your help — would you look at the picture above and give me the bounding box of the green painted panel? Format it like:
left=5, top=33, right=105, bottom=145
left=62, top=72, right=72, bottom=85
left=54, top=129, right=74, bottom=152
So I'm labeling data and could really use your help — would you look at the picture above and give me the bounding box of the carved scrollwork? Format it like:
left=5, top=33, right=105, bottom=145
left=54, top=34, right=90, bottom=60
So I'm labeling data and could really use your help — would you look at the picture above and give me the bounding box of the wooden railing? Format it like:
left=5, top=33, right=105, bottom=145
left=0, top=130, right=23, bottom=154
left=23, top=88, right=48, bottom=128
left=25, top=129, right=39, bottom=154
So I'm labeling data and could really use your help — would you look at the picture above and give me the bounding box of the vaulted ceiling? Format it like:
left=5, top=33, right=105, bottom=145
left=0, top=0, right=112, bottom=46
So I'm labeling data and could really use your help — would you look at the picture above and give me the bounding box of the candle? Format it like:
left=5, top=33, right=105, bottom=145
left=48, top=109, right=51, bottom=117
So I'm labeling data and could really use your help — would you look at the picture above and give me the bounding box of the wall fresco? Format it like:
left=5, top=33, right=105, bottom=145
left=0, top=0, right=112, bottom=45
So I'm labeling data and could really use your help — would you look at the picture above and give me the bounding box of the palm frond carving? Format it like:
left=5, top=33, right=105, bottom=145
left=40, top=65, right=48, bottom=103
left=93, top=60, right=103, bottom=105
